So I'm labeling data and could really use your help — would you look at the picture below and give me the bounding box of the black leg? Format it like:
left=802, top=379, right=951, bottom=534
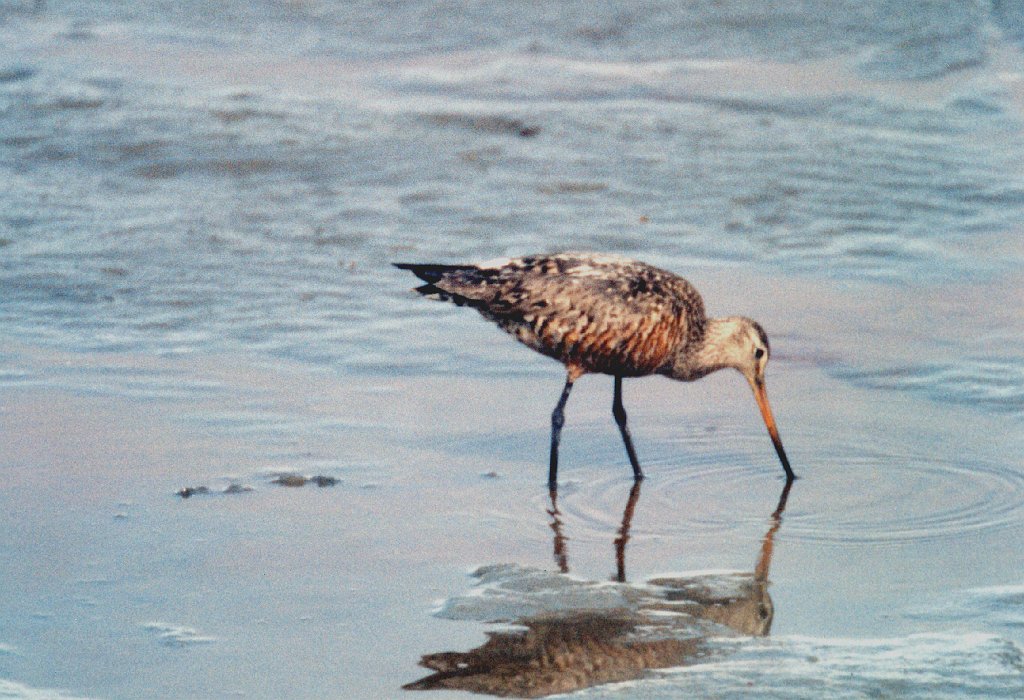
left=612, top=376, right=644, bottom=481
left=549, top=374, right=575, bottom=489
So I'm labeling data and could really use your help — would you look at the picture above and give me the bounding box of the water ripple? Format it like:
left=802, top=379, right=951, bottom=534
left=531, top=425, right=1024, bottom=548
left=782, top=454, right=1024, bottom=546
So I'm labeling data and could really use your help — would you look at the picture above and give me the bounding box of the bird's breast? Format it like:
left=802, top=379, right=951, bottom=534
left=503, top=307, right=684, bottom=377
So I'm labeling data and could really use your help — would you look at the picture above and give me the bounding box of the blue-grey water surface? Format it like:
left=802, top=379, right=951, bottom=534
left=1, top=2, right=1023, bottom=698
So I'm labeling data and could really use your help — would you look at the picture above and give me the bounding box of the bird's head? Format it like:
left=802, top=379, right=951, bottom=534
left=731, top=318, right=793, bottom=480
left=693, top=316, right=769, bottom=383
left=678, top=317, right=794, bottom=480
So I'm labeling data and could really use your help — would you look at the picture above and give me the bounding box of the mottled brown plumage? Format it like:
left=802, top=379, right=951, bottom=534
left=395, top=253, right=793, bottom=485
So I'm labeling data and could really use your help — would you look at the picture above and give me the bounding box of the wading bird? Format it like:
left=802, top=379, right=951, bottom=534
left=395, top=253, right=794, bottom=487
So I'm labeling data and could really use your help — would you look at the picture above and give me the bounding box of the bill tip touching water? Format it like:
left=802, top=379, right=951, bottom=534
left=395, top=253, right=794, bottom=485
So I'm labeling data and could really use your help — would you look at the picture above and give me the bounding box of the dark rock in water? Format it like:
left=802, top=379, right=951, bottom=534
left=272, top=474, right=308, bottom=487
left=223, top=483, right=254, bottom=494
left=426, top=113, right=540, bottom=138
left=177, top=483, right=253, bottom=497
left=272, top=474, right=339, bottom=487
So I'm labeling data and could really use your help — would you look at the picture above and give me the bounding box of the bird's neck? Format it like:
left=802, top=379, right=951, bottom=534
left=665, top=317, right=743, bottom=382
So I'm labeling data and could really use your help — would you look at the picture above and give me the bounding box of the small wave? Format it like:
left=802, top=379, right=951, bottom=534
left=906, top=583, right=1024, bottom=631
left=833, top=358, right=1024, bottom=417
left=422, top=112, right=540, bottom=138
left=856, top=27, right=986, bottom=81
left=0, top=66, right=36, bottom=83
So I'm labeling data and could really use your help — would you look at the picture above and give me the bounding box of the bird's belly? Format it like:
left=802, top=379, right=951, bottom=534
left=501, top=314, right=674, bottom=377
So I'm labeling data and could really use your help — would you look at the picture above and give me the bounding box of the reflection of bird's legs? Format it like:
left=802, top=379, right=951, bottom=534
left=755, top=479, right=794, bottom=582
left=613, top=481, right=643, bottom=582
left=549, top=374, right=576, bottom=488
left=547, top=489, right=569, bottom=574
left=612, top=376, right=645, bottom=481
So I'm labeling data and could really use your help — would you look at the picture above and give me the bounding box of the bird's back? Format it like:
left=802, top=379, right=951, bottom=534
left=396, top=253, right=707, bottom=377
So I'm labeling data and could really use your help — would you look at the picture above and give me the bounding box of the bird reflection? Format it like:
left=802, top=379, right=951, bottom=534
left=546, top=488, right=570, bottom=574
left=548, top=481, right=642, bottom=583
left=613, top=481, right=641, bottom=583
left=649, top=478, right=792, bottom=637
left=405, top=479, right=794, bottom=697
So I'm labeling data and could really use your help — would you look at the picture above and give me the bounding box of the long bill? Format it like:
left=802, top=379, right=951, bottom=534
left=748, top=378, right=795, bottom=481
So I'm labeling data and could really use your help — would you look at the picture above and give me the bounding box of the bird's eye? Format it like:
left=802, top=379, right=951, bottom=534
left=754, top=348, right=765, bottom=360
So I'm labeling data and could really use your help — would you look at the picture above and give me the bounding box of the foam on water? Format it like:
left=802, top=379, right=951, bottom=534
left=566, top=633, right=1024, bottom=699
left=0, top=678, right=96, bottom=700
left=141, top=622, right=216, bottom=647
left=435, top=564, right=635, bottom=623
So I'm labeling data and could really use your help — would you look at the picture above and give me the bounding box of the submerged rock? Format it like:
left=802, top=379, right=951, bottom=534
left=177, top=483, right=253, bottom=498
left=271, top=474, right=339, bottom=487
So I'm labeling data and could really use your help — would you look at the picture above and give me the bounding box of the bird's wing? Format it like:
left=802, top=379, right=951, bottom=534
left=432, top=254, right=705, bottom=375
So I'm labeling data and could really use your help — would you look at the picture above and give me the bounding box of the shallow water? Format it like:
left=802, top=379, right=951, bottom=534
left=1, top=1, right=1024, bottom=698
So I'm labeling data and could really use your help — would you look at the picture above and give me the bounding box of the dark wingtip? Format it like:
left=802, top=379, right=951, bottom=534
left=392, top=262, right=468, bottom=284
left=393, top=262, right=438, bottom=284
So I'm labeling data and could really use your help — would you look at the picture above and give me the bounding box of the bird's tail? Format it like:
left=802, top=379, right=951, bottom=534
left=393, top=262, right=483, bottom=305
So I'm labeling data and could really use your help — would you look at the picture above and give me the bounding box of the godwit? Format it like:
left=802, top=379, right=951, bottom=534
left=395, top=253, right=794, bottom=486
